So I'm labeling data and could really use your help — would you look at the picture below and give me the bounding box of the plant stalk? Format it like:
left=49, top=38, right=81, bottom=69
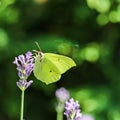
left=56, top=102, right=64, bottom=120
left=20, top=90, right=25, bottom=120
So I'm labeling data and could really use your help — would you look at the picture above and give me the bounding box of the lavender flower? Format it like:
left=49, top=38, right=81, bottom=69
left=13, top=51, right=34, bottom=80
left=17, top=79, right=33, bottom=91
left=55, top=87, right=70, bottom=116
left=64, top=98, right=82, bottom=120
left=79, top=114, right=94, bottom=120
left=55, top=87, right=70, bottom=102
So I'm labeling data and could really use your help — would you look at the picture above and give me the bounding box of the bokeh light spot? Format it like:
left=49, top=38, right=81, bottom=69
left=109, top=11, right=118, bottom=23
left=33, top=0, right=48, bottom=4
left=82, top=43, right=100, bottom=62
left=0, top=29, right=9, bottom=50
left=87, top=0, right=111, bottom=13
left=83, top=99, right=99, bottom=112
left=97, top=14, right=109, bottom=25
left=58, top=43, right=72, bottom=55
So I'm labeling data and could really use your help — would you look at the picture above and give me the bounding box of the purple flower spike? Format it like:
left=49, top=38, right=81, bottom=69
left=64, top=98, right=82, bottom=120
left=17, top=79, right=33, bottom=91
left=55, top=87, right=70, bottom=102
left=13, top=51, right=34, bottom=80
left=79, top=114, right=94, bottom=120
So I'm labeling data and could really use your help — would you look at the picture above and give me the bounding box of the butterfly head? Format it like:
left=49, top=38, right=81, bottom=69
left=39, top=51, right=44, bottom=61
left=33, top=50, right=44, bottom=62
left=33, top=42, right=45, bottom=62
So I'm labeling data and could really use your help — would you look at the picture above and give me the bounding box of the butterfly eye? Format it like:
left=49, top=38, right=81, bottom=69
left=39, top=52, right=44, bottom=61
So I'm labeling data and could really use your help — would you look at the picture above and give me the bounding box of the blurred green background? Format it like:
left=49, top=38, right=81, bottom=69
left=0, top=0, right=120, bottom=120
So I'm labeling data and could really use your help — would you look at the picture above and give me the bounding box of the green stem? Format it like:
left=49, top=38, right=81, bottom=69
left=20, top=90, right=25, bottom=120
left=57, top=110, right=63, bottom=120
left=56, top=102, right=64, bottom=120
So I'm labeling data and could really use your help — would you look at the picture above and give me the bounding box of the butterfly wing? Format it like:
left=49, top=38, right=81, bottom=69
left=44, top=53, right=76, bottom=74
left=33, top=55, right=61, bottom=84
left=33, top=53, right=76, bottom=84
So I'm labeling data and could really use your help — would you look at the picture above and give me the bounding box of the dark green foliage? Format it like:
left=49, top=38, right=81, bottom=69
left=0, top=0, right=120, bottom=120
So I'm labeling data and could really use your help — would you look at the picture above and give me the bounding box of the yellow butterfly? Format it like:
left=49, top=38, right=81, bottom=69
left=33, top=51, right=76, bottom=84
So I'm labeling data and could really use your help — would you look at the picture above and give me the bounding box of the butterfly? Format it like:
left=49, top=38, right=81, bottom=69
left=33, top=51, right=76, bottom=84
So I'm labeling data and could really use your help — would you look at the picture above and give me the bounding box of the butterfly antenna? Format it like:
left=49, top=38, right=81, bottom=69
left=35, top=41, right=41, bottom=51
